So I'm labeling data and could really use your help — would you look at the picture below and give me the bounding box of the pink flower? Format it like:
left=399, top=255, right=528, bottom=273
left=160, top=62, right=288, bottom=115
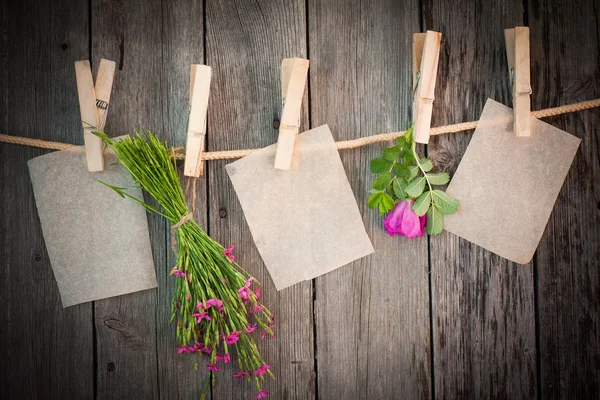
left=254, top=364, right=270, bottom=376
left=243, top=277, right=254, bottom=288
left=250, top=305, right=264, bottom=313
left=224, top=245, right=235, bottom=262
left=216, top=353, right=231, bottom=363
left=186, top=294, right=191, bottom=301
left=254, top=390, right=269, bottom=399
left=233, top=371, right=250, bottom=379
left=246, top=323, right=257, bottom=333
left=225, top=332, right=239, bottom=344
left=171, top=268, right=186, bottom=278
left=260, top=323, right=276, bottom=340
left=191, top=311, right=211, bottom=323
left=205, top=298, right=224, bottom=312
left=221, top=277, right=227, bottom=285
left=254, top=287, right=261, bottom=300
left=206, top=364, right=220, bottom=371
left=383, top=199, right=426, bottom=238
left=177, top=346, right=190, bottom=354
left=238, top=287, right=250, bottom=300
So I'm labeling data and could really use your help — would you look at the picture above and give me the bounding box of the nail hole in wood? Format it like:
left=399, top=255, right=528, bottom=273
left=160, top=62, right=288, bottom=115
left=219, top=208, right=227, bottom=218
left=273, top=119, right=280, bottom=129
left=34, top=254, right=42, bottom=262
left=61, top=43, right=69, bottom=51
left=107, top=362, right=115, bottom=371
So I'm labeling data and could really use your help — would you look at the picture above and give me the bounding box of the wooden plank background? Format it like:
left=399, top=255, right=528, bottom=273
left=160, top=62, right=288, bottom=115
left=0, top=0, right=598, bottom=399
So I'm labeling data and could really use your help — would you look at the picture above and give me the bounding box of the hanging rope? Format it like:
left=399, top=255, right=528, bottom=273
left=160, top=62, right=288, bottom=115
left=1, top=98, right=598, bottom=160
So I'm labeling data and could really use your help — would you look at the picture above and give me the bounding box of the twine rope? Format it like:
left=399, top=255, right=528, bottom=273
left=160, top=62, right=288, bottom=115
left=171, top=212, right=194, bottom=252
left=1, top=99, right=598, bottom=160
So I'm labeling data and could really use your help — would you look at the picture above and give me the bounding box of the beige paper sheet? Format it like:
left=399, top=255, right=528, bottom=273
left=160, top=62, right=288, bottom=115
left=28, top=141, right=157, bottom=307
left=445, top=99, right=580, bottom=264
left=226, top=125, right=374, bottom=290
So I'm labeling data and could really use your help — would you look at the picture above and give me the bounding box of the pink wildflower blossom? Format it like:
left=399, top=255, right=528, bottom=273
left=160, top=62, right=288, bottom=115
left=254, top=287, right=261, bottom=299
left=177, top=346, right=190, bottom=354
left=246, top=323, right=257, bottom=333
left=250, top=305, right=264, bottom=313
left=191, top=311, right=211, bottom=323
left=171, top=268, right=186, bottom=278
left=224, top=245, right=235, bottom=262
left=216, top=353, right=231, bottom=363
left=225, top=332, right=240, bottom=345
left=243, top=277, right=254, bottom=288
left=233, top=371, right=250, bottom=379
left=238, top=287, right=250, bottom=300
left=254, top=364, right=270, bottom=376
left=254, top=390, right=269, bottom=399
left=221, top=277, right=227, bottom=285
left=205, top=298, right=224, bottom=312
left=206, top=364, right=220, bottom=371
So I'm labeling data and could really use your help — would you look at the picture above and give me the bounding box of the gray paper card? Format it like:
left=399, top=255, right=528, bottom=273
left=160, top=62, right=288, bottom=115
left=28, top=141, right=157, bottom=307
left=445, top=99, right=580, bottom=264
left=226, top=125, right=375, bottom=290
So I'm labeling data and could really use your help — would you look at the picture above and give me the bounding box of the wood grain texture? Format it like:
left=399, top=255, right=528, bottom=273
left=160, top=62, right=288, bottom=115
left=205, top=1, right=314, bottom=398
left=160, top=1, right=210, bottom=398
left=309, top=1, right=432, bottom=399
left=529, top=0, right=600, bottom=397
left=92, top=0, right=162, bottom=398
left=423, top=0, right=537, bottom=398
left=0, top=0, right=94, bottom=398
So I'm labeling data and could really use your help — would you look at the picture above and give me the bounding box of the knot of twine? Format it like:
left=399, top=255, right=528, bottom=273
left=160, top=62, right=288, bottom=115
left=171, top=213, right=194, bottom=252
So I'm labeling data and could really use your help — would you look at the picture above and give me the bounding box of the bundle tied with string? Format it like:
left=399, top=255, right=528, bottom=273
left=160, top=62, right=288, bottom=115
left=94, top=129, right=274, bottom=399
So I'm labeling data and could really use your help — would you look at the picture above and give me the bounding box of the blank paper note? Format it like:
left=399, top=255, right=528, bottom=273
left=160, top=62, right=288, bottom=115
left=28, top=142, right=157, bottom=307
left=226, top=125, right=374, bottom=290
left=445, top=99, right=580, bottom=264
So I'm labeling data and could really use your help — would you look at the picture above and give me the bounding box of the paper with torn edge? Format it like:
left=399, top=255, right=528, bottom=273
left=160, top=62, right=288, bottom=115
left=445, top=99, right=580, bottom=264
left=28, top=140, right=157, bottom=307
left=226, top=125, right=374, bottom=290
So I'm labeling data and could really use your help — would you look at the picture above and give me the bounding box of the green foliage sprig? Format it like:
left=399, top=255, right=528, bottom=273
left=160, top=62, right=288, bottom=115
left=94, top=129, right=273, bottom=399
left=367, top=125, right=459, bottom=235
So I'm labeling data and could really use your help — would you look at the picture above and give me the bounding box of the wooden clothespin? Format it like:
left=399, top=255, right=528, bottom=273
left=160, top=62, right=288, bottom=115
left=412, top=30, right=442, bottom=144
left=184, top=64, right=212, bottom=177
left=505, top=26, right=531, bottom=137
left=74, top=59, right=116, bottom=172
left=274, top=58, right=309, bottom=170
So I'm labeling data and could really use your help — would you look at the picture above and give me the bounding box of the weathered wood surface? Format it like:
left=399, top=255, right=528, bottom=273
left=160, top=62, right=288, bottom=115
left=0, top=0, right=94, bottom=398
left=1, top=0, right=599, bottom=399
left=205, top=1, right=314, bottom=399
left=530, top=0, right=600, bottom=397
left=308, top=1, right=432, bottom=399
left=424, top=0, right=538, bottom=398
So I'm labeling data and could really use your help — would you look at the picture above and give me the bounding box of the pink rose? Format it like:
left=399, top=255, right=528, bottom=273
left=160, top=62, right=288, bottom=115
left=383, top=200, right=426, bottom=238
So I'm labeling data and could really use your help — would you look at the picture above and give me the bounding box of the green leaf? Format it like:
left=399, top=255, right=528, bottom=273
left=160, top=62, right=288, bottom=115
left=413, top=191, right=432, bottom=216
left=396, top=136, right=409, bottom=149
left=427, top=172, right=450, bottom=186
left=383, top=147, right=401, bottom=161
left=393, top=163, right=411, bottom=180
left=432, top=190, right=460, bottom=214
left=392, top=179, right=407, bottom=199
left=401, top=150, right=414, bottom=165
left=426, top=206, right=444, bottom=235
left=379, top=193, right=396, bottom=214
left=404, top=126, right=414, bottom=145
left=367, top=192, right=383, bottom=209
left=373, top=172, right=392, bottom=191
left=405, top=176, right=426, bottom=197
left=409, top=165, right=420, bottom=180
left=420, top=158, right=433, bottom=172
left=370, top=158, right=393, bottom=173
